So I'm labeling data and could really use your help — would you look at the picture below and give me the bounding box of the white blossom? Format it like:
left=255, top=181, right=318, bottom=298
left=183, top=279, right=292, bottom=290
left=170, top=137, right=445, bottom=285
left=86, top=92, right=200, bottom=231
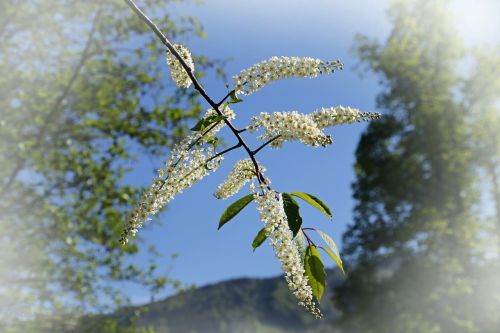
left=120, top=106, right=235, bottom=244
left=247, top=111, right=332, bottom=148
left=214, top=158, right=265, bottom=199
left=252, top=185, right=322, bottom=318
left=233, top=56, right=343, bottom=95
left=310, top=106, right=381, bottom=129
left=166, top=43, right=194, bottom=88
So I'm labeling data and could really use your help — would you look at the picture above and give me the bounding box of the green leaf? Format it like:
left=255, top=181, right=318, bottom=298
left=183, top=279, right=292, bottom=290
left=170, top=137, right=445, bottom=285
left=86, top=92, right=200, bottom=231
left=304, top=245, right=326, bottom=303
left=316, top=229, right=344, bottom=274
left=218, top=194, right=254, bottom=229
left=190, top=118, right=207, bottom=132
left=294, top=231, right=308, bottom=264
left=290, top=192, right=332, bottom=220
left=316, top=230, right=340, bottom=257
left=281, top=193, right=303, bottom=236
left=320, top=247, right=345, bottom=274
left=206, top=136, right=219, bottom=148
left=228, top=90, right=243, bottom=104
left=252, top=228, right=267, bottom=251
left=191, top=114, right=225, bottom=131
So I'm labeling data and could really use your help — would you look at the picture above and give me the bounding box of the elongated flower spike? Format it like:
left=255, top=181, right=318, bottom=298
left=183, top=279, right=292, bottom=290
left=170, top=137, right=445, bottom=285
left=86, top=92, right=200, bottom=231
left=247, top=111, right=332, bottom=148
left=251, top=183, right=322, bottom=318
left=214, top=158, right=266, bottom=199
left=247, top=107, right=381, bottom=149
left=120, top=106, right=235, bottom=245
left=310, top=106, right=382, bottom=128
left=166, top=43, right=195, bottom=88
left=233, top=56, right=343, bottom=95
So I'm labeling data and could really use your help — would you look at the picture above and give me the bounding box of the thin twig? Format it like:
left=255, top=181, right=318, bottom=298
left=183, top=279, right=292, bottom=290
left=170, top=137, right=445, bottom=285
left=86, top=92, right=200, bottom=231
left=208, top=144, right=242, bottom=163
left=217, top=90, right=235, bottom=106
left=252, top=135, right=282, bottom=155
left=167, top=143, right=242, bottom=186
left=186, top=119, right=224, bottom=151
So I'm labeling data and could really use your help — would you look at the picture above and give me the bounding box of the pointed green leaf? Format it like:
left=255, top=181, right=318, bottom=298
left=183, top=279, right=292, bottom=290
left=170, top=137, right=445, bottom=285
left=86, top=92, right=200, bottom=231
left=304, top=245, right=326, bottom=303
left=206, top=136, right=219, bottom=148
left=294, top=231, right=308, bottom=264
left=290, top=192, right=332, bottom=220
left=191, top=114, right=225, bottom=131
left=190, top=118, right=207, bottom=132
left=208, top=115, right=226, bottom=126
left=252, top=228, right=268, bottom=251
left=320, top=247, right=345, bottom=274
left=281, top=193, right=302, bottom=236
left=316, top=229, right=344, bottom=274
left=228, top=90, right=243, bottom=104
left=316, top=230, right=340, bottom=258
left=218, top=194, right=254, bottom=229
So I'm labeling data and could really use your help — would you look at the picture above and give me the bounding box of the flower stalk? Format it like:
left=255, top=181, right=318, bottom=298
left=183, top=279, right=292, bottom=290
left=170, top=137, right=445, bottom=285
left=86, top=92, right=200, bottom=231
left=122, top=0, right=379, bottom=318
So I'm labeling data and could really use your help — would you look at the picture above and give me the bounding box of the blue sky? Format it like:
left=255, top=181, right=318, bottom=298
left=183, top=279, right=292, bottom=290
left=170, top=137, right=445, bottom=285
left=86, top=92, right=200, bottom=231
left=126, top=0, right=500, bottom=303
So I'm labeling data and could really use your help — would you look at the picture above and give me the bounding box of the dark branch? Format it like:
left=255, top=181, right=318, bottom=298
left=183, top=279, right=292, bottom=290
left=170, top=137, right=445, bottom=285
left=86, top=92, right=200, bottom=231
left=210, top=143, right=242, bottom=162
left=252, top=135, right=282, bottom=155
left=186, top=120, right=224, bottom=151
left=217, top=90, right=235, bottom=106
left=124, top=0, right=268, bottom=185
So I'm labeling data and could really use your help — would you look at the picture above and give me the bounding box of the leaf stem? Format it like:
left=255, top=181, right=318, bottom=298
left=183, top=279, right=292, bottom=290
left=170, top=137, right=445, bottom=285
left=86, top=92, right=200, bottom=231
left=301, top=228, right=317, bottom=247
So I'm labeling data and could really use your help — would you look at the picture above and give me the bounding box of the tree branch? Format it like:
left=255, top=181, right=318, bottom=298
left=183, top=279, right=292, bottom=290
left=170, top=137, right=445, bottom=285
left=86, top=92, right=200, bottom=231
left=0, top=7, right=102, bottom=197
left=217, top=90, right=235, bottom=106
left=123, top=0, right=268, bottom=186
left=252, top=135, right=282, bottom=155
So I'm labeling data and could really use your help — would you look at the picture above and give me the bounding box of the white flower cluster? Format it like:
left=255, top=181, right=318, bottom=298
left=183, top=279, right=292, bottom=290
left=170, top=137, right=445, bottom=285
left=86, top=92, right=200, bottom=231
left=310, top=106, right=381, bottom=129
left=213, top=158, right=265, bottom=199
left=120, top=145, right=221, bottom=245
left=120, top=106, right=235, bottom=244
left=247, top=107, right=381, bottom=148
left=247, top=111, right=332, bottom=148
left=233, top=56, right=343, bottom=95
left=251, top=184, right=321, bottom=318
left=166, top=43, right=194, bottom=88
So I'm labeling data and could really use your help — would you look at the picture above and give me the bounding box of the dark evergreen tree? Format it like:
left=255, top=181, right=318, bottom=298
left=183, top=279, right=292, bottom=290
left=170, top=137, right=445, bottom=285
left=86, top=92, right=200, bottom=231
left=335, top=1, right=484, bottom=332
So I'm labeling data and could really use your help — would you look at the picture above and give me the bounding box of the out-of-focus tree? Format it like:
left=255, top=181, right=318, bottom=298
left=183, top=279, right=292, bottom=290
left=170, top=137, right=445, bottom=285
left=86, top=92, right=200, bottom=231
left=334, top=0, right=487, bottom=332
left=464, top=47, right=500, bottom=241
left=0, top=0, right=222, bottom=328
left=461, top=47, right=500, bottom=333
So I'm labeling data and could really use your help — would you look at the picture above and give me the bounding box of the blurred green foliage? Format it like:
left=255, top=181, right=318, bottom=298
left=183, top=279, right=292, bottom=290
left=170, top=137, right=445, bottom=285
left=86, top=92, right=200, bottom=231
left=0, top=0, right=224, bottom=330
left=335, top=0, right=500, bottom=332
left=462, top=45, right=500, bottom=333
